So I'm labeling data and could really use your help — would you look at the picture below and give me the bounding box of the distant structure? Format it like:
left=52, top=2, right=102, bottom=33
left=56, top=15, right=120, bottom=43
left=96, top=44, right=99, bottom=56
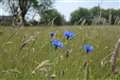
left=0, top=16, right=13, bottom=25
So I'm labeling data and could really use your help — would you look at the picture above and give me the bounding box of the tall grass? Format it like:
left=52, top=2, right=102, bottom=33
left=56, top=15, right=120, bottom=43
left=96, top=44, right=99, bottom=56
left=0, top=26, right=120, bottom=80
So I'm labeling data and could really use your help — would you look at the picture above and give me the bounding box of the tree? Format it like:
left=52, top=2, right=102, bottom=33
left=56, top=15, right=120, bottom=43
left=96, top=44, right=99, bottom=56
left=108, top=9, right=120, bottom=24
left=90, top=7, right=108, bottom=25
left=90, top=6, right=101, bottom=17
left=40, top=9, right=65, bottom=25
left=70, top=8, right=92, bottom=25
left=0, top=0, right=54, bottom=26
left=70, top=6, right=120, bottom=25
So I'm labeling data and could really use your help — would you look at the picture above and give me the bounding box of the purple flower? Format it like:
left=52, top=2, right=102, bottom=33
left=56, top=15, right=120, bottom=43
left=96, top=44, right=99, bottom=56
left=64, top=31, right=75, bottom=40
left=50, top=32, right=56, bottom=38
left=51, top=39, right=64, bottom=49
left=83, top=44, right=94, bottom=53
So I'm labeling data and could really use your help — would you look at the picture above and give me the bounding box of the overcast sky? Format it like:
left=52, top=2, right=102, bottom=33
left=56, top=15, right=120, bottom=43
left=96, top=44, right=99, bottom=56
left=0, top=0, right=120, bottom=21
left=54, top=0, right=120, bottom=21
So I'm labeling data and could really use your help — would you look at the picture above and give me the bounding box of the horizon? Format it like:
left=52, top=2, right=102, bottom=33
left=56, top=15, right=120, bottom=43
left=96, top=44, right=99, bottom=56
left=0, top=0, right=120, bottom=21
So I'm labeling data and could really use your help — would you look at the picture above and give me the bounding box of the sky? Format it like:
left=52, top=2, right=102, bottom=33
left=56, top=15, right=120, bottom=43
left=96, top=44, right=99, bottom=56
left=0, top=0, right=120, bottom=21
left=54, top=0, right=120, bottom=21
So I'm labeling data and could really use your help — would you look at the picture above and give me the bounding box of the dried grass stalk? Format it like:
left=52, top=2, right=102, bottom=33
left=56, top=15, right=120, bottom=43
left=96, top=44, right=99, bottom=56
left=32, top=60, right=50, bottom=74
left=20, top=32, right=39, bottom=49
left=111, top=38, right=120, bottom=74
left=84, top=61, right=90, bottom=80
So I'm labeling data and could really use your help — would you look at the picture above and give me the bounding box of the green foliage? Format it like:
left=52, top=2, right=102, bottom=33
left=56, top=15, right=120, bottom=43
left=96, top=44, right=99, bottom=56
left=31, top=0, right=39, bottom=7
left=70, top=8, right=92, bottom=25
left=35, top=0, right=54, bottom=14
left=0, top=0, right=54, bottom=25
left=109, top=9, right=120, bottom=24
left=70, top=6, right=120, bottom=25
left=90, top=6, right=100, bottom=17
left=40, top=9, right=65, bottom=25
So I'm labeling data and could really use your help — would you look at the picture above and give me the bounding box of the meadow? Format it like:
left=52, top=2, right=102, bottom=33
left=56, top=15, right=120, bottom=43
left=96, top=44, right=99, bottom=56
left=0, top=25, right=120, bottom=80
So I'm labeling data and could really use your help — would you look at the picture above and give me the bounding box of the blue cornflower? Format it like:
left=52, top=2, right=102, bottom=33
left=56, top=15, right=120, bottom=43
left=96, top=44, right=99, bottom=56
left=51, top=39, right=64, bottom=49
left=83, top=44, right=94, bottom=53
left=50, top=32, right=56, bottom=38
left=64, top=31, right=75, bottom=40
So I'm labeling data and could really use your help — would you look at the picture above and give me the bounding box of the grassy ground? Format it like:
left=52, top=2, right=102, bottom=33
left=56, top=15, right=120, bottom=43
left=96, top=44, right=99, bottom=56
left=0, top=25, right=120, bottom=80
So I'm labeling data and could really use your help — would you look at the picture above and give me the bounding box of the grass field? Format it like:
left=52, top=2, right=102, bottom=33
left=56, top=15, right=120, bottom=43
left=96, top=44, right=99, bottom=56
left=0, top=25, right=120, bottom=80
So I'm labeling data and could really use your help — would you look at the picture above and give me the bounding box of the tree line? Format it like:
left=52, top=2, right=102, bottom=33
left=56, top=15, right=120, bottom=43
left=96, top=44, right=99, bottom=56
left=0, top=0, right=120, bottom=26
left=70, top=7, right=120, bottom=25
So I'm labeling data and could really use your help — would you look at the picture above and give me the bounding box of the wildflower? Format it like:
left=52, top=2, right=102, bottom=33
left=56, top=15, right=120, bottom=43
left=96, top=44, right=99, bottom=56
left=83, top=44, right=94, bottom=53
left=64, top=31, right=75, bottom=40
left=50, top=32, right=56, bottom=38
left=51, top=39, right=64, bottom=49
